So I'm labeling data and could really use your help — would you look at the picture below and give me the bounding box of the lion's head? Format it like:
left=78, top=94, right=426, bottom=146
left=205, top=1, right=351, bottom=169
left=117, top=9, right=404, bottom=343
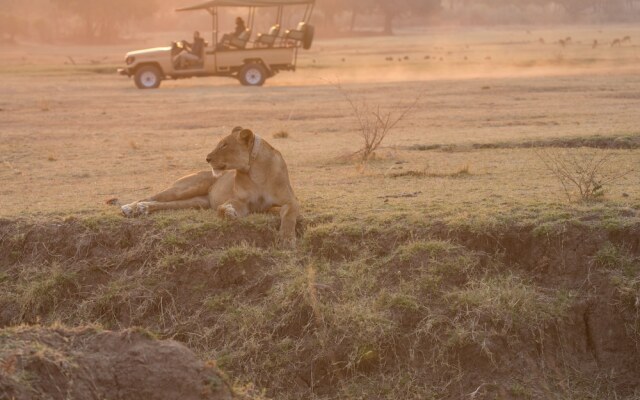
left=206, top=126, right=256, bottom=174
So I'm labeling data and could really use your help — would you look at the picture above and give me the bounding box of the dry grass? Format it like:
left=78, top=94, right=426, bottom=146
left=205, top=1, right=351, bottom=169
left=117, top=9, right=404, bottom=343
left=388, top=164, right=471, bottom=179
left=1, top=24, right=640, bottom=399
left=1, top=26, right=640, bottom=217
left=1, top=210, right=639, bottom=399
left=272, top=130, right=289, bottom=139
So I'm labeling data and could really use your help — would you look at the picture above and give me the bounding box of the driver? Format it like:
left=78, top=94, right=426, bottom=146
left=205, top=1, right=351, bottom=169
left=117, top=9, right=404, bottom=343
left=173, top=31, right=205, bottom=69
left=219, top=17, right=247, bottom=48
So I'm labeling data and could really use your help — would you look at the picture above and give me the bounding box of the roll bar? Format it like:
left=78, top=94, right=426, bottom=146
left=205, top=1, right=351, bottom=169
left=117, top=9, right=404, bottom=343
left=176, top=0, right=314, bottom=48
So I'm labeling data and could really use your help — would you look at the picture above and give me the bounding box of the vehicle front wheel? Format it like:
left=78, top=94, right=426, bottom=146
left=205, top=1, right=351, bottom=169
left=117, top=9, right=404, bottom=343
left=134, top=65, right=162, bottom=89
left=238, top=63, right=267, bottom=87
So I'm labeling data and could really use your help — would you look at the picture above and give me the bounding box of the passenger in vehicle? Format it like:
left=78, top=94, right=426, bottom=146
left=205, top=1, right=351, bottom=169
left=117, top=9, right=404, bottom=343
left=219, top=17, right=247, bottom=48
left=173, top=31, right=205, bottom=69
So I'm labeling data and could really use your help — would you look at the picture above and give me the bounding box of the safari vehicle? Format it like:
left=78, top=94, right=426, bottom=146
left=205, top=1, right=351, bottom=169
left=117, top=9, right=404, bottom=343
left=117, top=0, right=315, bottom=89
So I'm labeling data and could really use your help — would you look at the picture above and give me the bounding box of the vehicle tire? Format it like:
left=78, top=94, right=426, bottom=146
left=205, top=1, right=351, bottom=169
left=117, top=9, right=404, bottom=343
left=134, top=65, right=162, bottom=89
left=238, top=63, right=267, bottom=86
left=302, top=24, right=315, bottom=50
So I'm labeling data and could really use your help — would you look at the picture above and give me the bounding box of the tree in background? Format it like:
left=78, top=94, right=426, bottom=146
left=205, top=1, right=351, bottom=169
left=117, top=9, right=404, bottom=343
left=376, top=0, right=442, bottom=35
left=316, top=0, right=441, bottom=35
left=553, top=0, right=600, bottom=16
left=51, top=0, right=158, bottom=42
left=344, top=0, right=374, bottom=31
left=316, top=0, right=341, bottom=29
left=0, top=0, right=29, bottom=43
left=0, top=14, right=27, bottom=43
left=447, top=0, right=637, bottom=21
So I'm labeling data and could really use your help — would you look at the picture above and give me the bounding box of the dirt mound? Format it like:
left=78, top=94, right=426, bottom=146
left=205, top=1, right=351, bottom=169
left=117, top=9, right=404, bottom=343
left=408, top=134, right=640, bottom=152
left=0, top=325, right=232, bottom=400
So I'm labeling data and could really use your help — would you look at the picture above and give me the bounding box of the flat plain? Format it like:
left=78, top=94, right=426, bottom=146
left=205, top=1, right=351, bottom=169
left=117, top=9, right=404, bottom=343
left=1, top=25, right=639, bottom=218
left=1, top=25, right=640, bottom=399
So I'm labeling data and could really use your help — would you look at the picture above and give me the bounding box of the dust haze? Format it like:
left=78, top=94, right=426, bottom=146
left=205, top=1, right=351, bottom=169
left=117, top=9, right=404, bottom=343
left=2, top=0, right=640, bottom=85
left=2, top=1, right=640, bottom=400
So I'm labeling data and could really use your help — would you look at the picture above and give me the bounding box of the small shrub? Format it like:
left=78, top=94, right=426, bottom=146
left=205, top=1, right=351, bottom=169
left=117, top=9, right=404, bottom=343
left=335, top=82, right=422, bottom=167
left=535, top=148, right=633, bottom=202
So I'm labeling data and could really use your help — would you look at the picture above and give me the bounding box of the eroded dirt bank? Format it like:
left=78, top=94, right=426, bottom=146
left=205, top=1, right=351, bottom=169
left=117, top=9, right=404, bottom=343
left=0, top=212, right=638, bottom=399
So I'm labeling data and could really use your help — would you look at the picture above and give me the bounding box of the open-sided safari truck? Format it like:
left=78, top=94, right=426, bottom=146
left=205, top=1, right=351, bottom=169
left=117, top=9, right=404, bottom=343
left=118, top=0, right=315, bottom=88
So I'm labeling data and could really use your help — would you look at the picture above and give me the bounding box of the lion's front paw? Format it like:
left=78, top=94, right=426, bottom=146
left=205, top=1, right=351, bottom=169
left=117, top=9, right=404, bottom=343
left=218, top=204, right=238, bottom=219
left=121, top=202, right=152, bottom=218
left=136, top=202, right=152, bottom=216
left=121, top=203, right=136, bottom=218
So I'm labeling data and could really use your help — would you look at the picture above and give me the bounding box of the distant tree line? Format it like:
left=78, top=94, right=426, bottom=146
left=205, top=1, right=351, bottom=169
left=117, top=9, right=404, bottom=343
left=445, top=0, right=639, bottom=15
left=1, top=0, right=639, bottom=44
left=1, top=0, right=158, bottom=44
left=50, top=0, right=157, bottom=41
left=0, top=14, right=26, bottom=43
left=317, top=0, right=442, bottom=35
left=316, top=0, right=640, bottom=33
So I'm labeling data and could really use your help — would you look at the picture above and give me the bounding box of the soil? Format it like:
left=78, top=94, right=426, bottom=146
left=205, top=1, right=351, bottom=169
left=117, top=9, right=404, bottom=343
left=0, top=325, right=232, bottom=400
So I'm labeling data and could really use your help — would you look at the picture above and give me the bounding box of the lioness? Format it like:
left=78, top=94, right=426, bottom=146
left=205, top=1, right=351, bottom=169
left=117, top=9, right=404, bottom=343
left=121, top=127, right=300, bottom=243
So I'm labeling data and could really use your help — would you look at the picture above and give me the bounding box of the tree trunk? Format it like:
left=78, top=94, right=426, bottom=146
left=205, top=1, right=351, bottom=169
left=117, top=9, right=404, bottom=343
left=84, top=16, right=95, bottom=40
left=323, top=10, right=335, bottom=29
left=382, top=11, right=394, bottom=35
left=350, top=8, right=357, bottom=32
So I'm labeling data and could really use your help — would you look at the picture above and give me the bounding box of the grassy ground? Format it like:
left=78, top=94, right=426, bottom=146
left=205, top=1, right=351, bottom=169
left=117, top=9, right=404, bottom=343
left=1, top=26, right=639, bottom=218
left=1, top=210, right=638, bottom=399
left=1, top=25, right=640, bottom=398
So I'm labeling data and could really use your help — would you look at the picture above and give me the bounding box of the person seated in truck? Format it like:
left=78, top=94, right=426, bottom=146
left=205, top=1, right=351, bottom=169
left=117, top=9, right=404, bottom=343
left=218, top=17, right=247, bottom=49
left=173, top=31, right=205, bottom=69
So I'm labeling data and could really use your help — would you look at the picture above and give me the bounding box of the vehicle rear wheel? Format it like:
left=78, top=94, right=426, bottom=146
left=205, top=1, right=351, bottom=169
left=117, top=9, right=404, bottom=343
left=238, top=63, right=267, bottom=86
left=134, top=65, right=162, bottom=89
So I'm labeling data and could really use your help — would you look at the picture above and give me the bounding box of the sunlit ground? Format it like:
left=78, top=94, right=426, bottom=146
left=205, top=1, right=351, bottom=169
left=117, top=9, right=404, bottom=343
left=0, top=25, right=639, bottom=218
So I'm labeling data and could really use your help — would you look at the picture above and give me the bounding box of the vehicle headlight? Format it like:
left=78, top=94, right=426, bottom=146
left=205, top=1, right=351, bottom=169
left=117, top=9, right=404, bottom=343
left=126, top=56, right=135, bottom=65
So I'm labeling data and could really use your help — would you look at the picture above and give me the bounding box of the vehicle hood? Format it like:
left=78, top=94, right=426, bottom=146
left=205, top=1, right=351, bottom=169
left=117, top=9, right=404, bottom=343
left=126, top=47, right=171, bottom=58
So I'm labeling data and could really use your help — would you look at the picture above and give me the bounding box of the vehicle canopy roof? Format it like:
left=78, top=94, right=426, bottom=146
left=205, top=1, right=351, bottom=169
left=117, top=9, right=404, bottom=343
left=176, top=0, right=314, bottom=12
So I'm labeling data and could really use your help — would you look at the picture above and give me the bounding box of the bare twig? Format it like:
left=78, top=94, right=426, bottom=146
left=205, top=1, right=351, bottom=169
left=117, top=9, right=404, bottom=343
left=535, top=148, right=634, bottom=202
left=335, top=81, right=422, bottom=167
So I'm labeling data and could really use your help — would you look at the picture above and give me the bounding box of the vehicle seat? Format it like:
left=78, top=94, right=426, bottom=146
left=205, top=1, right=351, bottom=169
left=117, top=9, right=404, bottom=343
left=200, top=40, right=209, bottom=55
left=229, top=29, right=252, bottom=49
left=185, top=39, right=207, bottom=68
left=284, top=22, right=306, bottom=41
left=255, top=24, right=280, bottom=48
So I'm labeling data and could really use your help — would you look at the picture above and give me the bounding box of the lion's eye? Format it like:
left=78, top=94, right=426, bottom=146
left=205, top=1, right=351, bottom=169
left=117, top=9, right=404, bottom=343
left=221, top=143, right=227, bottom=148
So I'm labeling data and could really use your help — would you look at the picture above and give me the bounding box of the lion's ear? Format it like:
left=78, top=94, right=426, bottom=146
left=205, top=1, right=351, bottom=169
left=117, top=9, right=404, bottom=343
left=239, top=129, right=254, bottom=145
left=232, top=126, right=243, bottom=134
